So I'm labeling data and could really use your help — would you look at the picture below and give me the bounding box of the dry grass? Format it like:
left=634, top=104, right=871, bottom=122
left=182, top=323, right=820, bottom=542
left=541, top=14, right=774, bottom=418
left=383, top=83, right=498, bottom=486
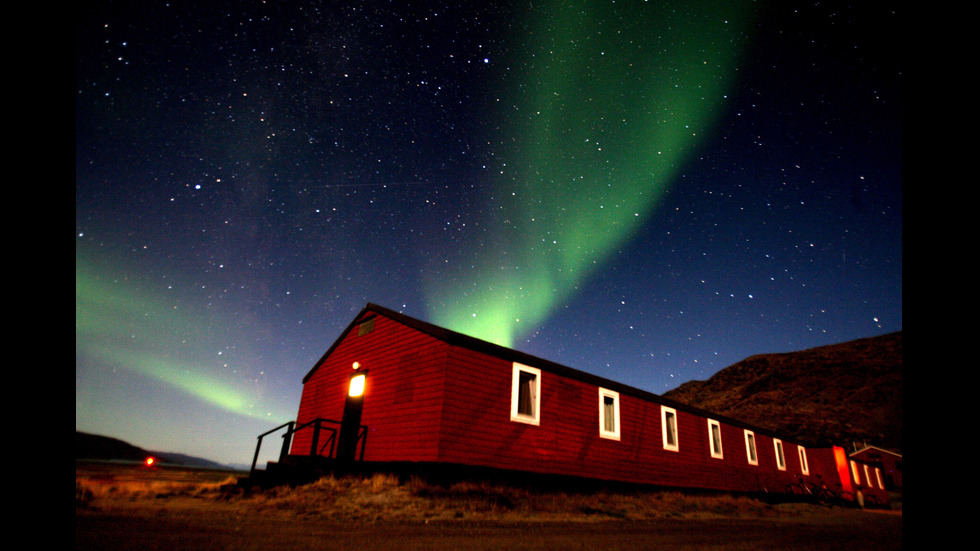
left=247, top=473, right=786, bottom=522
left=76, top=473, right=239, bottom=508
left=76, top=464, right=800, bottom=523
left=77, top=464, right=902, bottom=551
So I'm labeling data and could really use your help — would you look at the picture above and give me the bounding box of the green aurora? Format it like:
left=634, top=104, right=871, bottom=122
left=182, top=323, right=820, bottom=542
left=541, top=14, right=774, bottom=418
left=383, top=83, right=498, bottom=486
left=424, top=0, right=753, bottom=348
left=76, top=254, right=268, bottom=419
left=75, top=0, right=754, bottom=428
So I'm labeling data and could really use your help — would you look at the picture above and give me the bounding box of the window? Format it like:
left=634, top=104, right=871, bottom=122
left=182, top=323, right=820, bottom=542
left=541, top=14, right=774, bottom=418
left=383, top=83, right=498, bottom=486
left=708, top=419, right=723, bottom=459
left=863, top=464, right=871, bottom=487
left=744, top=430, right=758, bottom=465
left=850, top=461, right=861, bottom=484
left=798, top=446, right=809, bottom=475
left=598, top=388, right=621, bottom=440
left=510, top=363, right=540, bottom=425
left=661, top=406, right=679, bottom=451
left=774, top=439, right=786, bottom=470
left=875, top=467, right=884, bottom=489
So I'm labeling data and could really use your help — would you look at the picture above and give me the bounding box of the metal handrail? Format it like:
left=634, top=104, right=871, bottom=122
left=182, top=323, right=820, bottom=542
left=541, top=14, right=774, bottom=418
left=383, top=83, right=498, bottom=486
left=249, top=418, right=367, bottom=476
left=354, top=425, right=368, bottom=461
left=250, top=421, right=294, bottom=475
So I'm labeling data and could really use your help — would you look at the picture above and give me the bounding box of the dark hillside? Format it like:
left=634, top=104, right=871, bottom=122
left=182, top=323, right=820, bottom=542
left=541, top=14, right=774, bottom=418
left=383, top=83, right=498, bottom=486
left=663, top=332, right=901, bottom=452
left=75, top=431, right=228, bottom=469
left=76, top=431, right=150, bottom=462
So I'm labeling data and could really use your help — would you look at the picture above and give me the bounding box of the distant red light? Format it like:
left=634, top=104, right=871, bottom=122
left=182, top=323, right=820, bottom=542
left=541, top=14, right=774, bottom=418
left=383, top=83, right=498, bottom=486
left=145, top=456, right=156, bottom=467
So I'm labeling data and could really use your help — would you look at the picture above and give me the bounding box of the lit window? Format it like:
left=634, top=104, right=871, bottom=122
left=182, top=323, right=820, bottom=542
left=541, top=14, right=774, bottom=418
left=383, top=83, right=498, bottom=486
left=875, top=467, right=884, bottom=489
left=798, top=445, right=809, bottom=475
left=774, top=439, right=786, bottom=470
left=661, top=406, right=679, bottom=451
left=851, top=460, right=861, bottom=484
left=863, top=464, right=871, bottom=487
left=599, top=388, right=620, bottom=440
left=744, top=430, right=758, bottom=465
left=510, top=363, right=540, bottom=425
left=708, top=419, right=723, bottom=459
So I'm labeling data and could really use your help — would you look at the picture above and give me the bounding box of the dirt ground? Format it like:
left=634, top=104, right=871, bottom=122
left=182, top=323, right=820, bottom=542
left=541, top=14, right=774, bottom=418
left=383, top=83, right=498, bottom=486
left=76, top=509, right=902, bottom=551
left=75, top=463, right=902, bottom=550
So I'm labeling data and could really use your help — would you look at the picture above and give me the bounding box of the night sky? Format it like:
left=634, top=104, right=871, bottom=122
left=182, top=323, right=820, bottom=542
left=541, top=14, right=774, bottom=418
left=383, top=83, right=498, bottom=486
left=76, top=1, right=902, bottom=467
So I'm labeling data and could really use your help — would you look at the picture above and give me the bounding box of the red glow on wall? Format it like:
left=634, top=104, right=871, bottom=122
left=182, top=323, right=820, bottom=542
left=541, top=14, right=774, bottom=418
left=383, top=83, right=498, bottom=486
left=832, top=446, right=852, bottom=495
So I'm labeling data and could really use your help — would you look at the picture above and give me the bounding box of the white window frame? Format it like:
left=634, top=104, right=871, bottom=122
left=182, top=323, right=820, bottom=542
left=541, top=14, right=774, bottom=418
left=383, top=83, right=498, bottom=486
left=744, top=430, right=758, bottom=465
left=661, top=405, right=679, bottom=451
left=707, top=419, right=724, bottom=459
left=798, top=445, right=809, bottom=475
left=598, top=388, right=621, bottom=440
left=510, top=363, right=541, bottom=425
left=774, top=439, right=786, bottom=471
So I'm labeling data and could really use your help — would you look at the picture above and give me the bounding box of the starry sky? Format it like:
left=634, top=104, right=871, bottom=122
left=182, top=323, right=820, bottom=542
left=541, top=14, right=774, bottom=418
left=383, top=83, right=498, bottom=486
left=76, top=0, right=901, bottom=467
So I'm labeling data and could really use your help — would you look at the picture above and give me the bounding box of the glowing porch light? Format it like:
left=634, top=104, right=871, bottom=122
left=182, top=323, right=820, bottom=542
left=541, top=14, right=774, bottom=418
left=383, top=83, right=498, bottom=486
left=348, top=373, right=366, bottom=397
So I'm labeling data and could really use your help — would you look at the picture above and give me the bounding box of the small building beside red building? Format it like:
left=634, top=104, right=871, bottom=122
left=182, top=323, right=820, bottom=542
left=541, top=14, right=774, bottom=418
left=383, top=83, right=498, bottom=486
left=284, top=303, right=888, bottom=506
left=850, top=445, right=902, bottom=490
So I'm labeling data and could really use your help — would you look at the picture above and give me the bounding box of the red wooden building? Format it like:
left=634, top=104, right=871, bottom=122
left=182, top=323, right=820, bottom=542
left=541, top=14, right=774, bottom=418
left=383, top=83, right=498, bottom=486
left=279, top=303, right=887, bottom=505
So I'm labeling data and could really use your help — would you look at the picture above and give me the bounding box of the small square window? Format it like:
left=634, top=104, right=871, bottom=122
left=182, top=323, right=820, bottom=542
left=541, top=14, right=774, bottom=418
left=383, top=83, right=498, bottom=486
left=510, top=363, right=540, bottom=425
left=798, top=445, right=809, bottom=475
left=599, top=388, right=620, bottom=440
left=661, top=406, right=679, bottom=451
left=708, top=419, right=723, bottom=459
left=744, top=430, right=758, bottom=465
left=774, top=439, right=786, bottom=471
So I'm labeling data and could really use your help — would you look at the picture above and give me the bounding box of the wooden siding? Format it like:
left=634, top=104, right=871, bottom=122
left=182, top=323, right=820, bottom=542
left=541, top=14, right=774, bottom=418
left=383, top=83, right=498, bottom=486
left=291, top=312, right=450, bottom=463
left=432, top=341, right=823, bottom=493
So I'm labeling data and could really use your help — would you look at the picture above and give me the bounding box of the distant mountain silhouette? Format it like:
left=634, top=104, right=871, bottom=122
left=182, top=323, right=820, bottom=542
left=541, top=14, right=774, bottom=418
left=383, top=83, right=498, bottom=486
left=75, top=431, right=229, bottom=469
left=663, top=332, right=902, bottom=453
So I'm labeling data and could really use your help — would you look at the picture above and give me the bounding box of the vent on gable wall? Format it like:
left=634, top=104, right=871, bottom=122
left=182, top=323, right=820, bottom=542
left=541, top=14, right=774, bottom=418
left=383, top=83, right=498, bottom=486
left=357, top=317, right=375, bottom=336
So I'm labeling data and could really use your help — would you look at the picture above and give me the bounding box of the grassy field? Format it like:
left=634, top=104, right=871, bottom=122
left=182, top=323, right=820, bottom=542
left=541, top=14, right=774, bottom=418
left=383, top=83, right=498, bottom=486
left=76, top=462, right=902, bottom=550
